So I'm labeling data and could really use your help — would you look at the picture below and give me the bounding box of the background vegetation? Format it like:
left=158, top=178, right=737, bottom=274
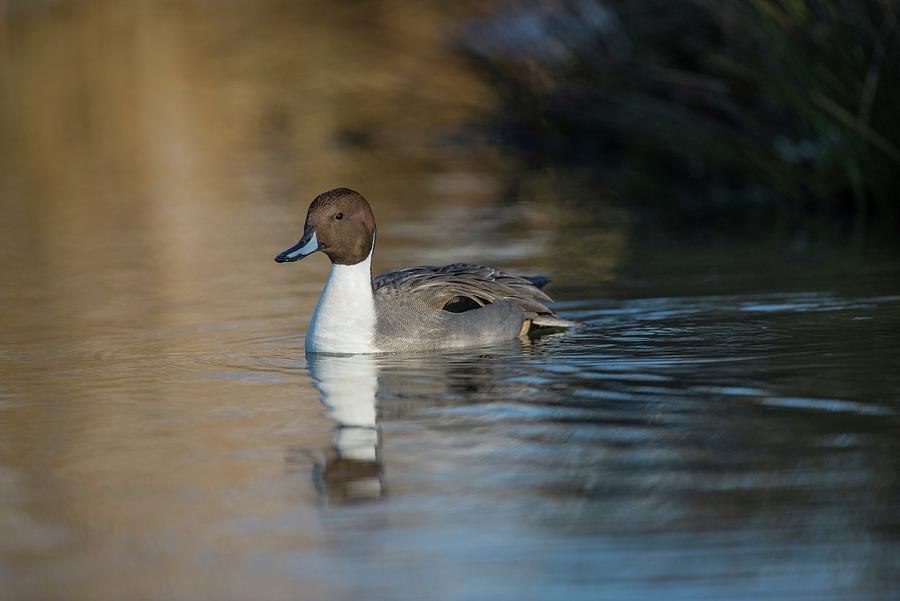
left=461, top=0, right=900, bottom=238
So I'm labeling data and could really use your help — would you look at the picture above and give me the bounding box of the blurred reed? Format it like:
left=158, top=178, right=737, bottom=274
left=460, top=0, right=900, bottom=237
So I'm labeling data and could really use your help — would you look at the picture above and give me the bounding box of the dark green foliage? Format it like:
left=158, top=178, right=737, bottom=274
left=462, top=0, right=900, bottom=232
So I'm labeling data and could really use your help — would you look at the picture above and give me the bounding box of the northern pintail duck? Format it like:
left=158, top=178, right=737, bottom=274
left=275, top=188, right=575, bottom=353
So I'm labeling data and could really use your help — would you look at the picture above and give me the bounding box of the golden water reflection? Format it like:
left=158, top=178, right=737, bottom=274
left=0, top=3, right=625, bottom=599
left=4, top=3, right=898, bottom=601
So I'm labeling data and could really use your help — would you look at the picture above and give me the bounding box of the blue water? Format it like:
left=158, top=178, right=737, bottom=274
left=2, top=2, right=899, bottom=597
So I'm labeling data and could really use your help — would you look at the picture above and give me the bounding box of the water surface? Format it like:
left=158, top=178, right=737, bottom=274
left=3, top=197, right=899, bottom=599
left=2, top=2, right=900, bottom=600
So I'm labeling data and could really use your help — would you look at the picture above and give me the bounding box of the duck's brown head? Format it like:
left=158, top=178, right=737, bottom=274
left=275, top=188, right=376, bottom=266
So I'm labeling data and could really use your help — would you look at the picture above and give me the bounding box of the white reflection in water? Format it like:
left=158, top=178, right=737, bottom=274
left=306, top=353, right=383, bottom=503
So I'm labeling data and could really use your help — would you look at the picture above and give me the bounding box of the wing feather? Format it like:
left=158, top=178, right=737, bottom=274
left=373, top=263, right=557, bottom=317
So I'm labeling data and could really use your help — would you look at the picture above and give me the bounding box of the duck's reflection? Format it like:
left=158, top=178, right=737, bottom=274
left=300, top=342, right=535, bottom=505
left=306, top=353, right=383, bottom=504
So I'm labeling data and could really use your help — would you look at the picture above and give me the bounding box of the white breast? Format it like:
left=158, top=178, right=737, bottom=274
left=305, top=250, right=377, bottom=354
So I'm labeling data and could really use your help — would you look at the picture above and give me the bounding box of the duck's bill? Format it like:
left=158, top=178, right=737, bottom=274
left=275, top=229, right=320, bottom=263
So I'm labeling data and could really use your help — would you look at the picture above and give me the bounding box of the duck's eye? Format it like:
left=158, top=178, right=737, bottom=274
left=335, top=212, right=343, bottom=220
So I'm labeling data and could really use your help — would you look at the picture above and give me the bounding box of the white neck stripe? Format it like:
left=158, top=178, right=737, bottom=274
left=305, top=244, right=377, bottom=354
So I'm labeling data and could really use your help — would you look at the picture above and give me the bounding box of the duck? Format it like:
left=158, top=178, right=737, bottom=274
left=274, top=188, right=575, bottom=353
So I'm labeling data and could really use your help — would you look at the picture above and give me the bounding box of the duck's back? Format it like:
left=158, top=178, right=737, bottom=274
left=372, top=263, right=564, bottom=352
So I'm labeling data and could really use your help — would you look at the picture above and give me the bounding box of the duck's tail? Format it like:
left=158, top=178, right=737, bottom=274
left=519, top=275, right=580, bottom=331
left=531, top=315, right=579, bottom=329
left=520, top=315, right=579, bottom=337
